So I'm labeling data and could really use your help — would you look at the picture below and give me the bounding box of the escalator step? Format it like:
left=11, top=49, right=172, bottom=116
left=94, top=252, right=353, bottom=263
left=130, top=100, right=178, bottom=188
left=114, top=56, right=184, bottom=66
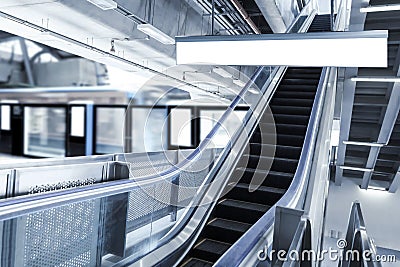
left=250, top=132, right=305, bottom=147
left=273, top=114, right=310, bottom=125
left=181, top=258, right=213, bottom=267
left=285, top=67, right=321, bottom=72
left=279, top=84, right=318, bottom=92
left=280, top=78, right=319, bottom=86
left=203, top=218, right=251, bottom=244
left=191, top=239, right=231, bottom=263
left=276, top=124, right=307, bottom=135
left=270, top=106, right=312, bottom=116
left=226, top=183, right=285, bottom=206
left=274, top=91, right=316, bottom=99
left=283, top=73, right=321, bottom=79
left=215, top=199, right=270, bottom=224
left=271, top=98, right=314, bottom=107
left=249, top=143, right=302, bottom=159
left=244, top=155, right=298, bottom=173
left=235, top=168, right=294, bottom=189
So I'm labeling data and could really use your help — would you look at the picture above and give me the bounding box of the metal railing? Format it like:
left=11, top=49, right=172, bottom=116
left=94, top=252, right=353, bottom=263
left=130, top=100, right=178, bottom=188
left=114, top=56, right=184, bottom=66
left=340, top=202, right=382, bottom=267
left=0, top=2, right=327, bottom=267
left=282, top=217, right=312, bottom=267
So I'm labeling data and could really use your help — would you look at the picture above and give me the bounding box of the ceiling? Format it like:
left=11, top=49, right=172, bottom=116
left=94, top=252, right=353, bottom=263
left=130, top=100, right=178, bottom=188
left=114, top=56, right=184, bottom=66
left=0, top=0, right=278, bottom=99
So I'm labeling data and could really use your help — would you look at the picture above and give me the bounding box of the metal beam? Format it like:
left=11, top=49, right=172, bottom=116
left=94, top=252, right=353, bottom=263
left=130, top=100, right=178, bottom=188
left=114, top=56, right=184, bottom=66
left=360, top=46, right=400, bottom=189
left=360, top=83, right=400, bottom=188
left=18, top=37, right=34, bottom=86
left=388, top=169, right=400, bottom=193
left=335, top=0, right=372, bottom=185
left=335, top=68, right=358, bottom=185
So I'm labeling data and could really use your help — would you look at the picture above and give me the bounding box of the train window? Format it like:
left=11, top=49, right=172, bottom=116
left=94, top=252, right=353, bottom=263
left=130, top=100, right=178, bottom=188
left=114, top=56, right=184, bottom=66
left=24, top=106, right=66, bottom=157
left=132, top=107, right=167, bottom=152
left=96, top=107, right=125, bottom=154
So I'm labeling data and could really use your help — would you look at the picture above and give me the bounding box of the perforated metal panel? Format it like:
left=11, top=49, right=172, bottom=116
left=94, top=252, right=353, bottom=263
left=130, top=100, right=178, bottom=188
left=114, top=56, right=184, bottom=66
left=177, top=149, right=215, bottom=206
left=11, top=163, right=106, bottom=267
left=126, top=180, right=171, bottom=226
left=16, top=200, right=101, bottom=267
left=123, top=151, right=178, bottom=178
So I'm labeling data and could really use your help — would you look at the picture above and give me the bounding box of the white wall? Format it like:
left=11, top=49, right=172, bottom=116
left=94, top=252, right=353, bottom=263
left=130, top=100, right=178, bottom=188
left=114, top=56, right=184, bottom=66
left=324, top=177, right=400, bottom=251
left=317, top=0, right=341, bottom=14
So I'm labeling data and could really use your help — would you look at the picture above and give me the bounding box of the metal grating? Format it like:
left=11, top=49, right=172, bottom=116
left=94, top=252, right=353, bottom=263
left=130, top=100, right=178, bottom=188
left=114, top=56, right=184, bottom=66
left=21, top=200, right=100, bottom=267
left=10, top=164, right=105, bottom=267
left=126, top=182, right=171, bottom=224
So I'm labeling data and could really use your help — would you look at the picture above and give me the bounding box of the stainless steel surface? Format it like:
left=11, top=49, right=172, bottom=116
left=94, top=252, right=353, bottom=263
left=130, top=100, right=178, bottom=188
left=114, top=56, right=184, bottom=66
left=0, top=170, right=8, bottom=199
left=341, top=202, right=382, bottom=267
left=388, top=168, right=400, bottom=193
left=360, top=79, right=400, bottom=189
left=337, top=0, right=400, bottom=189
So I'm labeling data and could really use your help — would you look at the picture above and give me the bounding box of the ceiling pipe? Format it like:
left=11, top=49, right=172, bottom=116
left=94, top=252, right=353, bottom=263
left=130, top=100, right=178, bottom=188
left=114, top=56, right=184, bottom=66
left=228, top=0, right=261, bottom=34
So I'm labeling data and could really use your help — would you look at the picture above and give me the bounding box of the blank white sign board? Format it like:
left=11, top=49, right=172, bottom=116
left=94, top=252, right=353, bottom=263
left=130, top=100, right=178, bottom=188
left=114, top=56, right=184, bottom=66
left=176, top=30, right=388, bottom=68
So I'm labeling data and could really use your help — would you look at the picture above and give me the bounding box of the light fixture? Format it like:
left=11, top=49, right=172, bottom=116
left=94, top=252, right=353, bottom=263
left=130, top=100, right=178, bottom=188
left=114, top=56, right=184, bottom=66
left=232, top=79, right=246, bottom=87
left=176, top=31, right=388, bottom=67
left=137, top=24, right=175, bottom=45
left=367, top=185, right=387, bottom=191
left=339, top=166, right=373, bottom=172
left=110, top=39, right=116, bottom=53
left=343, top=141, right=386, bottom=147
left=351, top=76, right=400, bottom=83
left=213, top=67, right=232, bottom=78
left=360, top=4, right=400, bottom=13
left=86, top=0, right=117, bottom=10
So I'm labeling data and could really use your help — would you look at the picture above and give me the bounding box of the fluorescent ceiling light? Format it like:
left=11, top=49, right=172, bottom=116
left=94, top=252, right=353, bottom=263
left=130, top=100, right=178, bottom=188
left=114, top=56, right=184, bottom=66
left=213, top=67, right=232, bottom=78
left=137, top=24, right=175, bottom=45
left=367, top=186, right=387, bottom=191
left=176, top=31, right=388, bottom=67
left=343, top=141, right=385, bottom=147
left=86, top=0, right=117, bottom=10
left=360, top=4, right=400, bottom=13
left=232, top=79, right=246, bottom=87
left=339, top=166, right=373, bottom=172
left=351, top=76, right=400, bottom=83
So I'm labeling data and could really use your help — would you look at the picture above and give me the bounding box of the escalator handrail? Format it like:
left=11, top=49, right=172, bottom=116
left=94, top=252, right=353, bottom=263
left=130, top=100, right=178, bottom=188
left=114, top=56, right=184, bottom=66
left=0, top=2, right=318, bottom=224
left=214, top=65, right=331, bottom=266
left=216, top=4, right=354, bottom=265
left=341, top=202, right=382, bottom=267
left=0, top=70, right=267, bottom=220
left=0, top=1, right=314, bottom=219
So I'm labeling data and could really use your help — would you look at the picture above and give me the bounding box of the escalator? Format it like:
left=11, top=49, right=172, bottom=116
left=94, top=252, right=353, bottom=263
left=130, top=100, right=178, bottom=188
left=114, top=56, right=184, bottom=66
left=0, top=12, right=335, bottom=267
left=180, top=67, right=322, bottom=267
left=179, top=15, right=332, bottom=267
